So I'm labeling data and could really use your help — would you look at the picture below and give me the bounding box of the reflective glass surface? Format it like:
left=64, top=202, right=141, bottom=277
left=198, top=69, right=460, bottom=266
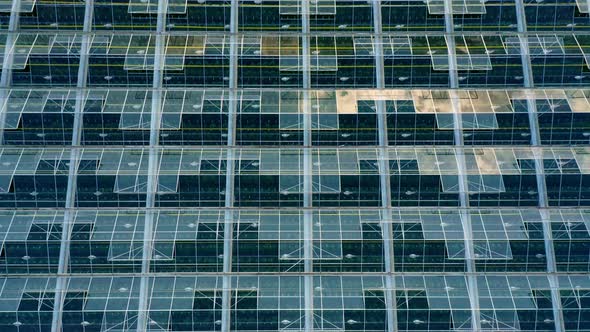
left=0, top=0, right=587, bottom=330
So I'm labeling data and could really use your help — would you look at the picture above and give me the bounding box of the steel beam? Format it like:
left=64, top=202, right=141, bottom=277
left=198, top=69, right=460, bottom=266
left=136, top=0, right=168, bottom=330
left=443, top=3, right=481, bottom=330
left=301, top=0, right=314, bottom=330
left=0, top=0, right=21, bottom=145
left=371, top=1, right=397, bottom=331
left=50, top=0, right=95, bottom=330
left=221, top=0, right=239, bottom=330
left=514, top=1, right=565, bottom=330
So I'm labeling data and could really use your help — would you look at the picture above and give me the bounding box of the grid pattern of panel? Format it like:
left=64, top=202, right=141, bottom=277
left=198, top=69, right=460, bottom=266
left=0, top=0, right=589, bottom=331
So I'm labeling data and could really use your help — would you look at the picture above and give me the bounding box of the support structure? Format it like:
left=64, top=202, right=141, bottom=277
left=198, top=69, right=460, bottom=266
left=301, top=0, right=314, bottom=330
left=371, top=1, right=397, bottom=331
left=443, top=3, right=481, bottom=330
left=0, top=0, right=21, bottom=144
left=220, top=0, right=239, bottom=330
left=514, top=0, right=565, bottom=330
left=136, top=0, right=168, bottom=330
left=50, top=0, right=94, bottom=330
left=0, top=1, right=580, bottom=332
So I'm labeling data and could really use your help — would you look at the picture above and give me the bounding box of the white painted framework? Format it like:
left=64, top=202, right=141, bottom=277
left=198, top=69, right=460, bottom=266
left=371, top=1, right=397, bottom=332
left=135, top=0, right=168, bottom=329
left=50, top=0, right=95, bottom=330
left=443, top=3, right=481, bottom=330
left=514, top=0, right=565, bottom=330
left=0, top=0, right=578, bottom=331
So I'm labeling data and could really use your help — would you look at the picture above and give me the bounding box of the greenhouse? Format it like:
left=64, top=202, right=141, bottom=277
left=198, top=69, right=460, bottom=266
left=0, top=0, right=590, bottom=331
